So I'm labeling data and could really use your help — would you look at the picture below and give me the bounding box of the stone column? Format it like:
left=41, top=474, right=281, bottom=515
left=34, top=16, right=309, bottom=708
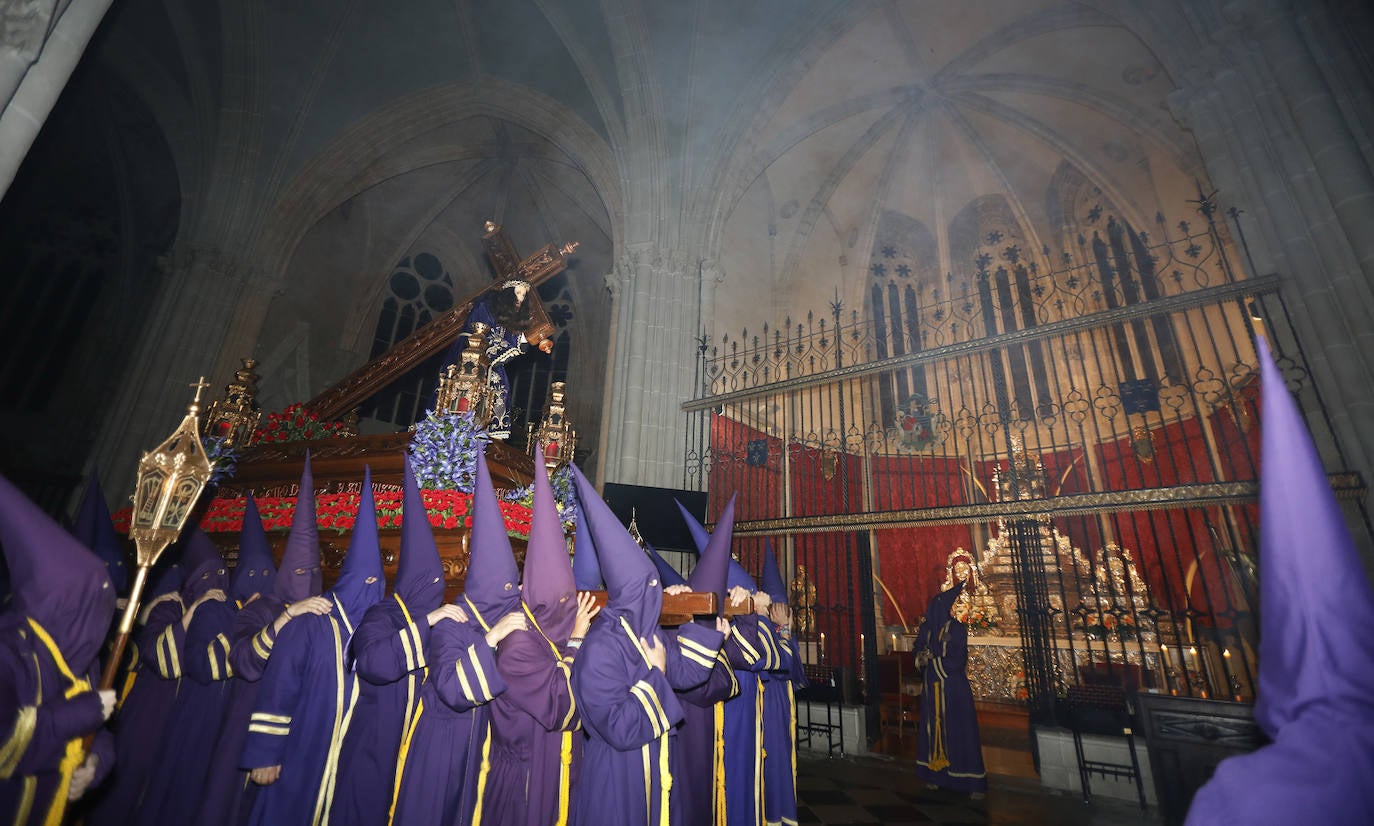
left=602, top=244, right=705, bottom=488
left=1168, top=1, right=1374, bottom=500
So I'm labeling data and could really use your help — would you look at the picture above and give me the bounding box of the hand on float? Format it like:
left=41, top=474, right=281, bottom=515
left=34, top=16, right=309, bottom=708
left=753, top=592, right=772, bottom=615
left=728, top=585, right=751, bottom=607
left=572, top=592, right=600, bottom=639
left=663, top=584, right=691, bottom=596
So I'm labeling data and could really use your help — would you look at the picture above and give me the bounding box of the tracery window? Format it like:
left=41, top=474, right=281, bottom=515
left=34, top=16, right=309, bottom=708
left=361, top=252, right=455, bottom=428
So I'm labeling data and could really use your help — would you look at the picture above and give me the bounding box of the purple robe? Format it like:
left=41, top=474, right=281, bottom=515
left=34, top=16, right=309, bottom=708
left=723, top=616, right=781, bottom=826
left=87, top=597, right=185, bottom=825
left=761, top=630, right=806, bottom=826
left=570, top=618, right=723, bottom=826
left=196, top=596, right=283, bottom=826
left=240, top=595, right=362, bottom=826
left=390, top=615, right=507, bottom=826
left=132, top=597, right=236, bottom=824
left=670, top=625, right=739, bottom=826
left=0, top=618, right=114, bottom=826
left=332, top=595, right=431, bottom=826
left=479, top=619, right=580, bottom=826
left=913, top=589, right=985, bottom=793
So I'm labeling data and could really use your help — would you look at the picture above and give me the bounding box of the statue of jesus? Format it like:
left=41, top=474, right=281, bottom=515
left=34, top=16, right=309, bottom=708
left=458, top=279, right=553, bottom=439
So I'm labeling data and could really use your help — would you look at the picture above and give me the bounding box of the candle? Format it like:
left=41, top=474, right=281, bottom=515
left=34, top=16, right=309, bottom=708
left=1222, top=648, right=1231, bottom=659
left=890, top=633, right=897, bottom=652
left=819, top=633, right=826, bottom=662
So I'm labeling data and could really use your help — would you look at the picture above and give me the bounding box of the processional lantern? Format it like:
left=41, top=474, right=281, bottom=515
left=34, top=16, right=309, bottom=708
left=434, top=322, right=496, bottom=427
left=529, top=381, right=577, bottom=470
left=202, top=358, right=262, bottom=447
left=101, top=378, right=216, bottom=691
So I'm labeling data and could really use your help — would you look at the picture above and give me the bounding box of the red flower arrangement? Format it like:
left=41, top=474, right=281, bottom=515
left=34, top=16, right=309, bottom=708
left=112, top=488, right=536, bottom=540
left=249, top=403, right=349, bottom=445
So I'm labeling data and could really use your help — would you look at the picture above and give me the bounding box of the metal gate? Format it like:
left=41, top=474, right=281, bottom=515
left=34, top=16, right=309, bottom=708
left=682, top=195, right=1371, bottom=742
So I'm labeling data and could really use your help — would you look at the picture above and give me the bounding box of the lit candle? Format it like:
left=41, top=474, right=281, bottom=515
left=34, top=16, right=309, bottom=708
left=890, top=633, right=897, bottom=652
left=819, top=632, right=826, bottom=662
left=1222, top=648, right=1231, bottom=660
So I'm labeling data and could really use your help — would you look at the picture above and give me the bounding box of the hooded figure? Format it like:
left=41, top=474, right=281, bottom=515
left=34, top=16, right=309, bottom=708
left=572, top=500, right=602, bottom=590
left=673, top=495, right=743, bottom=826
left=569, top=464, right=725, bottom=826
left=480, top=458, right=584, bottom=826
left=71, top=471, right=128, bottom=593
left=391, top=448, right=513, bottom=826
left=678, top=497, right=780, bottom=826
left=134, top=530, right=236, bottom=826
left=199, top=462, right=324, bottom=826
left=87, top=552, right=183, bottom=826
left=243, top=467, right=384, bottom=826
left=758, top=540, right=806, bottom=826
left=647, top=544, right=688, bottom=589
left=1185, top=340, right=1374, bottom=825
left=0, top=472, right=116, bottom=826
left=334, top=457, right=447, bottom=826
left=151, top=500, right=272, bottom=819
left=913, top=580, right=985, bottom=793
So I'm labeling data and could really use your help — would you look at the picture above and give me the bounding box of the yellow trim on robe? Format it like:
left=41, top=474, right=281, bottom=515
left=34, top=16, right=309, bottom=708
left=470, top=725, right=493, bottom=826
left=26, top=618, right=90, bottom=826
left=388, top=698, right=425, bottom=825
left=0, top=706, right=36, bottom=779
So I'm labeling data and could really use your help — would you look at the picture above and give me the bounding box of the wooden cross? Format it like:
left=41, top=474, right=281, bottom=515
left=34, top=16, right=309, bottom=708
left=306, top=221, right=578, bottom=421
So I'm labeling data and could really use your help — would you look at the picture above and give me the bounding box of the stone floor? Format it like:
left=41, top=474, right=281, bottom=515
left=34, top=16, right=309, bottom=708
left=797, top=754, right=1165, bottom=825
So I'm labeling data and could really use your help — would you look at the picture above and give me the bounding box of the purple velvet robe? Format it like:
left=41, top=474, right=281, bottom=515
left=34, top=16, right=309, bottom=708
left=240, top=596, right=361, bottom=826
left=0, top=618, right=115, bottom=826
left=196, top=596, right=283, bottom=826
left=332, top=595, right=431, bottom=826
left=390, top=615, right=507, bottom=826
left=86, top=597, right=185, bottom=825
left=132, top=598, right=237, bottom=825
left=913, top=610, right=985, bottom=793
left=478, top=619, right=580, bottom=826
left=723, top=616, right=781, bottom=826
left=761, top=630, right=806, bottom=826
left=570, top=618, right=723, bottom=826
left=670, top=624, right=739, bottom=826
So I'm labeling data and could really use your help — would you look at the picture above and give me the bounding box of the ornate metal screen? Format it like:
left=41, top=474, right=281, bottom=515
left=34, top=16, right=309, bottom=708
left=683, top=197, right=1370, bottom=736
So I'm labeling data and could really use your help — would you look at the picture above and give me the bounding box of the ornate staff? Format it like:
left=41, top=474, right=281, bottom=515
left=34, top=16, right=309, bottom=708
left=98, top=379, right=216, bottom=692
